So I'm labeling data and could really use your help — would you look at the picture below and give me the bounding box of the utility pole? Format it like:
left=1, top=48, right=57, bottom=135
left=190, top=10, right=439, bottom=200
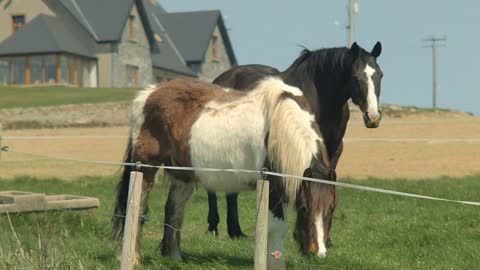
left=347, top=0, right=358, bottom=47
left=423, top=36, right=447, bottom=110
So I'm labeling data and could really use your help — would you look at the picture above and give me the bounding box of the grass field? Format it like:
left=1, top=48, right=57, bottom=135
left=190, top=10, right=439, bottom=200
left=0, top=87, right=139, bottom=109
left=0, top=175, right=479, bottom=270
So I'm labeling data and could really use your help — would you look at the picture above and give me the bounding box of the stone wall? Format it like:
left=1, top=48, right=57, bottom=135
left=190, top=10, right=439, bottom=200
left=112, top=4, right=153, bottom=88
left=196, top=25, right=232, bottom=82
left=153, top=68, right=191, bottom=83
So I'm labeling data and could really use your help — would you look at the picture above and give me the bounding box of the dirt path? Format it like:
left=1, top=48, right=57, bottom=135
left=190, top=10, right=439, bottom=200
left=0, top=102, right=130, bottom=129
left=1, top=113, right=479, bottom=180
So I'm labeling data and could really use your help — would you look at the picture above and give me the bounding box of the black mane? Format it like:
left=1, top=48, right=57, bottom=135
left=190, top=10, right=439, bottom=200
left=286, top=47, right=353, bottom=75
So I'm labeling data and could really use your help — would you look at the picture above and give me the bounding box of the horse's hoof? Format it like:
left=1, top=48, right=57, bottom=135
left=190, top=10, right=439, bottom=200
left=229, top=232, right=247, bottom=239
left=326, top=238, right=334, bottom=248
left=206, top=229, right=218, bottom=237
left=170, top=253, right=183, bottom=262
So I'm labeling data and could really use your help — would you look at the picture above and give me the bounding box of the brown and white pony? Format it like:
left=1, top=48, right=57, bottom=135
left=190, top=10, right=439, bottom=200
left=112, top=77, right=337, bottom=269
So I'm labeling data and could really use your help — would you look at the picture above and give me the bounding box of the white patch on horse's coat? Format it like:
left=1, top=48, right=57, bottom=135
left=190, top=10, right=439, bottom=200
left=190, top=89, right=268, bottom=192
left=255, top=77, right=303, bottom=96
left=267, top=210, right=288, bottom=270
left=189, top=76, right=322, bottom=202
left=130, top=85, right=156, bottom=146
left=364, top=64, right=380, bottom=119
left=315, top=214, right=327, bottom=258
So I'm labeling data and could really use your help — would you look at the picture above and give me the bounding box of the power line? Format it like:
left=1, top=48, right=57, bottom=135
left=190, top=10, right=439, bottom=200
left=423, top=35, right=447, bottom=110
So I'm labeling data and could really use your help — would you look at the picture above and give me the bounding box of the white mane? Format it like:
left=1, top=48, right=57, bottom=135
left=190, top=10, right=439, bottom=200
left=256, top=77, right=323, bottom=204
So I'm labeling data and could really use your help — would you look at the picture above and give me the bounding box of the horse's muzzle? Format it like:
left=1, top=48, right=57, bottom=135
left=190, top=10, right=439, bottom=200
left=363, top=111, right=382, bottom=128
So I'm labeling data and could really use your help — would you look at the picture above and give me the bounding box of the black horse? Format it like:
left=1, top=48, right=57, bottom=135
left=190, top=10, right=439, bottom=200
left=207, top=42, right=384, bottom=240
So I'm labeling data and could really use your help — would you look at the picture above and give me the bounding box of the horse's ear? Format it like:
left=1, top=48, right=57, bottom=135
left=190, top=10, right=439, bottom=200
left=350, top=42, right=360, bottom=59
left=303, top=168, right=312, bottom=178
left=371, top=41, right=382, bottom=58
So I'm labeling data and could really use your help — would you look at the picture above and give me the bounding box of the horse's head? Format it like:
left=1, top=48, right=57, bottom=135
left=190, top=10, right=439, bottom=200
left=293, top=159, right=337, bottom=258
left=349, top=41, right=383, bottom=128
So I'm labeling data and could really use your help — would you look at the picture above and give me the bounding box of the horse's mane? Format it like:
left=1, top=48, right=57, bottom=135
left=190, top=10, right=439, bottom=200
left=285, top=47, right=352, bottom=76
left=256, top=77, right=322, bottom=205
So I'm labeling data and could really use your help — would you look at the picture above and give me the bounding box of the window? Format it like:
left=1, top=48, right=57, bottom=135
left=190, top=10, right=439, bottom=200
left=68, top=57, right=77, bottom=85
left=61, top=56, right=68, bottom=84
left=126, top=65, right=139, bottom=87
left=128, top=15, right=135, bottom=40
left=11, top=15, right=25, bottom=33
left=12, top=57, right=25, bottom=84
left=30, top=56, right=44, bottom=84
left=0, top=59, right=9, bottom=85
left=211, top=35, right=218, bottom=60
left=45, top=55, right=57, bottom=84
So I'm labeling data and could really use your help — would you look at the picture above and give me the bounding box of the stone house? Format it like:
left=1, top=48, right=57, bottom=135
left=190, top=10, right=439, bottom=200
left=0, top=0, right=237, bottom=87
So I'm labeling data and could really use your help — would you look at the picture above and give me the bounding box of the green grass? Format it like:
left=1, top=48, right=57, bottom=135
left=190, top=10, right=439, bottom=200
left=0, top=86, right=139, bottom=109
left=0, top=175, right=479, bottom=269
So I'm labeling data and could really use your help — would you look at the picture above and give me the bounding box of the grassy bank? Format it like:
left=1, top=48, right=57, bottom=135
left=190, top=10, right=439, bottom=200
left=0, top=87, right=139, bottom=109
left=0, top=175, right=479, bottom=269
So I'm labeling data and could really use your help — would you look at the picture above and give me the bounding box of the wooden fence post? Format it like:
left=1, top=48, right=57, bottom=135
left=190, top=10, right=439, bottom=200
left=120, top=171, right=144, bottom=270
left=254, top=179, right=269, bottom=270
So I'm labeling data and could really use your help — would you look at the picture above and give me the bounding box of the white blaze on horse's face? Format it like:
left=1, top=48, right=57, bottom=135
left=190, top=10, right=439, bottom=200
left=364, top=64, right=380, bottom=120
left=315, top=214, right=327, bottom=258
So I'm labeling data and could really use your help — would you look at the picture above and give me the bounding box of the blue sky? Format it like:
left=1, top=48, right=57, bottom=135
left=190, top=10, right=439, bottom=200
left=161, top=0, right=480, bottom=115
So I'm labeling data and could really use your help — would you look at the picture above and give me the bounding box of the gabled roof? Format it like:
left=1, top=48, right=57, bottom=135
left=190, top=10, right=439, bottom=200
left=59, top=0, right=134, bottom=42
left=160, top=10, right=237, bottom=65
left=142, top=0, right=195, bottom=77
left=0, top=14, right=96, bottom=57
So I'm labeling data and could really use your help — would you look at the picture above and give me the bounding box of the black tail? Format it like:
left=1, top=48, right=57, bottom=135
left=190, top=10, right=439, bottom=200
left=112, top=136, right=134, bottom=239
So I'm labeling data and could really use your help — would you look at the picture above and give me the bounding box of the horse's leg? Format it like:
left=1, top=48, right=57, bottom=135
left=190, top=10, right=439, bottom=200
left=266, top=179, right=288, bottom=270
left=207, top=191, right=220, bottom=235
left=329, top=141, right=343, bottom=170
left=226, top=192, right=246, bottom=238
left=131, top=131, right=164, bottom=264
left=161, top=174, right=194, bottom=261
left=326, top=142, right=343, bottom=247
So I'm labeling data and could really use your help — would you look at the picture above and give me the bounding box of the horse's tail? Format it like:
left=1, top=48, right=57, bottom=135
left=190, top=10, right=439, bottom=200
left=112, top=129, right=134, bottom=239
left=112, top=86, right=156, bottom=239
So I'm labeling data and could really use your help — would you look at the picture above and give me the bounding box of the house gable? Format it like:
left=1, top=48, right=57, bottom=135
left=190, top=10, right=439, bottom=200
left=159, top=10, right=237, bottom=81
left=111, top=1, right=153, bottom=87
left=140, top=0, right=195, bottom=78
left=198, top=24, right=235, bottom=81
left=0, top=0, right=55, bottom=42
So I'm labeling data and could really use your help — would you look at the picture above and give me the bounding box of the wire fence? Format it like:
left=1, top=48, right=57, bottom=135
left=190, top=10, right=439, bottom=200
left=1, top=141, right=479, bottom=270
left=1, top=145, right=480, bottom=206
left=4, top=135, right=480, bottom=144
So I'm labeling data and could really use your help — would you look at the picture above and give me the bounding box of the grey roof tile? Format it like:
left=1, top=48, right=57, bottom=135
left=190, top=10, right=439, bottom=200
left=142, top=0, right=195, bottom=76
left=0, top=14, right=96, bottom=57
left=59, top=0, right=134, bottom=42
left=160, top=10, right=219, bottom=63
left=160, top=10, right=237, bottom=65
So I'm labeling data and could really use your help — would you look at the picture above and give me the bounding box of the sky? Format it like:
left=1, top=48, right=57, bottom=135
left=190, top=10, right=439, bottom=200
left=161, top=0, right=480, bottom=115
